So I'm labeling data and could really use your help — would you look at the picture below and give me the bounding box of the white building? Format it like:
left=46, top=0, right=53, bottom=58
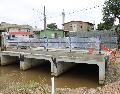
left=0, top=22, right=33, bottom=39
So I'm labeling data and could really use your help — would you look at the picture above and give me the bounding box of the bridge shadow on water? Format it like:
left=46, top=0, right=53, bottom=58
left=55, top=63, right=99, bottom=88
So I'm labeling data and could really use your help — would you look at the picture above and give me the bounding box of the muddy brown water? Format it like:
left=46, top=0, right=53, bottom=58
left=0, top=61, right=100, bottom=89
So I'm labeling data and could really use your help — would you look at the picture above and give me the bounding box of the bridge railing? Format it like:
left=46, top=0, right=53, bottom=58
left=5, top=36, right=117, bottom=51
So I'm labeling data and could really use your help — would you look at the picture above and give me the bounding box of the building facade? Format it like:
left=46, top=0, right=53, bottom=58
left=0, top=22, right=33, bottom=39
left=63, top=21, right=94, bottom=32
left=35, top=29, right=69, bottom=38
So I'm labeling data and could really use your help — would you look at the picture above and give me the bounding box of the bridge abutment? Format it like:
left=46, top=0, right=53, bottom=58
left=1, top=55, right=19, bottom=66
left=51, top=59, right=75, bottom=76
left=20, top=58, right=45, bottom=70
left=20, top=58, right=31, bottom=70
left=97, top=62, right=105, bottom=84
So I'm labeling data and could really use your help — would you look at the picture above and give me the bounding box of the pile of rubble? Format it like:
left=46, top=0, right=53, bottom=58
left=105, top=62, right=120, bottom=84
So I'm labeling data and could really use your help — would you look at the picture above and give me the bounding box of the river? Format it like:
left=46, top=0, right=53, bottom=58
left=0, top=62, right=100, bottom=90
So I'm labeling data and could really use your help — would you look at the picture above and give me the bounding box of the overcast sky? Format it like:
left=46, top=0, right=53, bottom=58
left=0, top=0, right=105, bottom=29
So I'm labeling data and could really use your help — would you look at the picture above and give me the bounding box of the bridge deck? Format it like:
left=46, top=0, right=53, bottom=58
left=1, top=48, right=107, bottom=63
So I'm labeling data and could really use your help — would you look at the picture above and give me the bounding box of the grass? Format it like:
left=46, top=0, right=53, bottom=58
left=15, top=80, right=50, bottom=94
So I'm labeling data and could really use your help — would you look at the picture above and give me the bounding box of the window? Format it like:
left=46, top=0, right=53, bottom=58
left=12, top=35, right=15, bottom=37
left=8, top=35, right=11, bottom=39
left=29, top=35, right=34, bottom=38
left=65, top=32, right=69, bottom=37
left=70, top=24, right=72, bottom=27
left=54, top=33, right=58, bottom=38
left=27, top=30, right=30, bottom=32
left=27, top=29, right=30, bottom=32
left=18, top=29, right=21, bottom=31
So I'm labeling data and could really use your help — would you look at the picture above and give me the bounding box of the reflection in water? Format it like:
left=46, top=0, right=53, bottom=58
left=0, top=62, right=99, bottom=89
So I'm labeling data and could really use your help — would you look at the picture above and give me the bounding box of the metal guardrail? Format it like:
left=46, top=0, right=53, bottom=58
left=5, top=37, right=117, bottom=50
left=69, top=30, right=117, bottom=37
left=7, top=37, right=100, bottom=49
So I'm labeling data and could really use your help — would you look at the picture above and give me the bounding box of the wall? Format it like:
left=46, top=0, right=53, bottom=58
left=64, top=21, right=80, bottom=31
left=9, top=28, right=19, bottom=32
left=64, top=21, right=94, bottom=32
left=8, top=27, right=31, bottom=39
left=82, top=23, right=94, bottom=31
left=40, top=30, right=65, bottom=38
left=15, top=35, right=30, bottom=38
left=8, top=27, right=30, bottom=32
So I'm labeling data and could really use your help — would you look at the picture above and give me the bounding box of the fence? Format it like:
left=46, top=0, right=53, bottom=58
left=68, top=30, right=117, bottom=49
left=6, top=36, right=117, bottom=50
left=69, top=30, right=117, bottom=38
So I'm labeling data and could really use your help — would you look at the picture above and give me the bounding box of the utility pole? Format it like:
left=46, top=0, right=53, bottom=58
left=93, top=20, right=96, bottom=30
left=62, top=9, right=65, bottom=30
left=44, top=6, right=46, bottom=37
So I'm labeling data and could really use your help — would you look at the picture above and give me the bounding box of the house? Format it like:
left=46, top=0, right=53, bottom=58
left=0, top=22, right=33, bottom=39
left=34, top=29, right=69, bottom=38
left=63, top=21, right=94, bottom=32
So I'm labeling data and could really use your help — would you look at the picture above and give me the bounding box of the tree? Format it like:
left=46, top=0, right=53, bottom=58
left=97, top=23, right=105, bottom=30
left=47, top=23, right=57, bottom=30
left=103, top=0, right=120, bottom=49
left=103, top=0, right=120, bottom=24
left=97, top=22, right=114, bottom=30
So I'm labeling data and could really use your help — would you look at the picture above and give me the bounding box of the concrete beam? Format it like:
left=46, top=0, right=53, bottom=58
left=1, top=55, right=19, bottom=66
left=20, top=58, right=31, bottom=70
left=20, top=58, right=45, bottom=70
left=97, top=62, right=105, bottom=84
left=97, top=56, right=109, bottom=84
left=51, top=58, right=75, bottom=76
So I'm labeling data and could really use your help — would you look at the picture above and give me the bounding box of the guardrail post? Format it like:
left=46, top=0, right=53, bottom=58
left=69, top=36, right=71, bottom=52
left=99, top=36, right=102, bottom=54
left=46, top=37, right=48, bottom=51
left=44, top=37, right=48, bottom=51
left=17, top=42, right=18, bottom=49
left=99, top=43, right=102, bottom=54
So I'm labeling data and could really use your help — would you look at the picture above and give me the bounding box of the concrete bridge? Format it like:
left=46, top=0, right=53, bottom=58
left=0, top=48, right=109, bottom=84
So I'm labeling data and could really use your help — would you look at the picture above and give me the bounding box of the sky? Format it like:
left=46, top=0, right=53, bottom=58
left=0, top=0, right=105, bottom=29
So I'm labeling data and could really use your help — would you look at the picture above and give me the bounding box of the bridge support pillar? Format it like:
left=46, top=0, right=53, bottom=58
left=51, top=59, right=75, bottom=76
left=20, top=58, right=45, bottom=70
left=97, top=62, right=105, bottom=84
left=1, top=55, right=19, bottom=66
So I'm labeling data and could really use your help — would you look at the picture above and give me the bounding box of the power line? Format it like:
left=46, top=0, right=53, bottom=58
left=32, top=4, right=104, bottom=21
left=31, top=4, right=105, bottom=28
